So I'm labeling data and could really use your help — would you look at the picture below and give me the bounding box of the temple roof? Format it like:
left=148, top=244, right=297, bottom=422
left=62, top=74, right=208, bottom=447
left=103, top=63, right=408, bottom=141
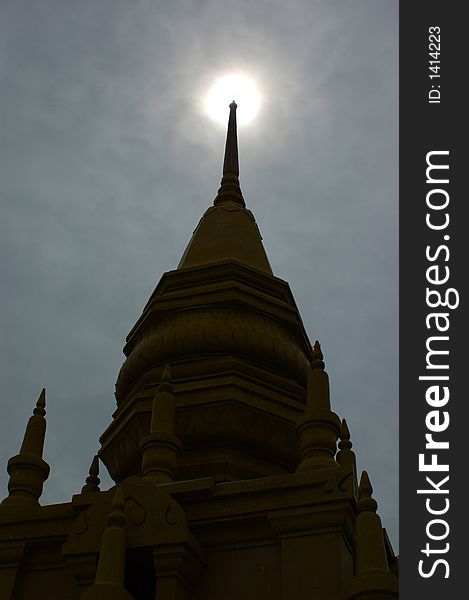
left=177, top=101, right=273, bottom=274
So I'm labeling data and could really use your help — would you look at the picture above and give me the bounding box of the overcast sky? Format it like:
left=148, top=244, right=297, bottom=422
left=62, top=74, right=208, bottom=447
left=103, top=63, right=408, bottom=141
left=1, top=0, right=398, bottom=549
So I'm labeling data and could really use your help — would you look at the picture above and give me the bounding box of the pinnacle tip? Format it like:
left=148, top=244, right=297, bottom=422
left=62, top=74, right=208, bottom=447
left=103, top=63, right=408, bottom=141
left=90, top=454, right=99, bottom=475
left=221, top=95, right=240, bottom=182
left=312, top=340, right=323, bottom=356
left=158, top=364, right=173, bottom=394
left=357, top=470, right=378, bottom=513
left=359, top=471, right=373, bottom=497
left=162, top=363, right=172, bottom=380
left=311, top=340, right=325, bottom=369
left=33, top=388, right=46, bottom=416
left=112, top=486, right=125, bottom=510
left=341, top=418, right=350, bottom=437
left=107, top=486, right=126, bottom=527
left=37, top=388, right=46, bottom=407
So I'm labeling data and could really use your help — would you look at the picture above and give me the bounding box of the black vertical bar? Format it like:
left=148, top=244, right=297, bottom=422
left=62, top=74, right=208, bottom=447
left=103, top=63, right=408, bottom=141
left=400, top=2, right=465, bottom=598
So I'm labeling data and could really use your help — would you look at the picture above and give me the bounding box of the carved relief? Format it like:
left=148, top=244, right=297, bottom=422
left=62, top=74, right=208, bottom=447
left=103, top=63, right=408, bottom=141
left=63, top=477, right=187, bottom=558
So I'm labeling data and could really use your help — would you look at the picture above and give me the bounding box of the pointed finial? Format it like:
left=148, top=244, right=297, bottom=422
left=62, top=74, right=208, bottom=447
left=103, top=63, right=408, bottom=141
left=20, top=389, right=47, bottom=455
left=223, top=100, right=239, bottom=177
left=81, top=454, right=101, bottom=493
left=345, top=470, right=398, bottom=598
left=359, top=470, right=373, bottom=496
left=108, top=486, right=126, bottom=527
left=150, top=364, right=174, bottom=433
left=357, top=471, right=378, bottom=513
left=159, top=363, right=172, bottom=394
left=112, top=486, right=125, bottom=509
left=81, top=486, right=135, bottom=600
left=214, top=102, right=245, bottom=207
left=306, top=341, right=330, bottom=411
left=141, top=364, right=181, bottom=483
left=339, top=418, right=352, bottom=453
left=337, top=418, right=357, bottom=473
left=34, top=388, right=46, bottom=417
left=311, top=340, right=325, bottom=370
left=1, top=389, right=50, bottom=508
left=296, top=342, right=341, bottom=470
left=340, top=418, right=351, bottom=445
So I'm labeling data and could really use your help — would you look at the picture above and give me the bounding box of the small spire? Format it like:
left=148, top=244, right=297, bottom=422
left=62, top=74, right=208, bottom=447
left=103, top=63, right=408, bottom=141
left=108, top=486, right=126, bottom=528
left=81, top=455, right=101, bottom=493
left=296, top=342, right=341, bottom=470
left=341, top=418, right=351, bottom=444
left=345, top=471, right=398, bottom=599
left=336, top=418, right=357, bottom=474
left=306, top=341, right=330, bottom=411
left=20, top=388, right=47, bottom=455
left=1, top=389, right=50, bottom=508
left=311, top=340, right=325, bottom=370
left=141, top=364, right=182, bottom=483
left=150, top=364, right=174, bottom=433
left=157, top=363, right=173, bottom=396
left=214, top=102, right=245, bottom=207
left=357, top=471, right=378, bottom=514
left=223, top=101, right=239, bottom=177
left=33, top=388, right=46, bottom=417
left=81, top=487, right=134, bottom=600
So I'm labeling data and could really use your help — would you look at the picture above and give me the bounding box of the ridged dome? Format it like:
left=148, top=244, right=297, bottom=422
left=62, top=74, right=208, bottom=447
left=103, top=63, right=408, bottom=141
left=116, top=265, right=311, bottom=405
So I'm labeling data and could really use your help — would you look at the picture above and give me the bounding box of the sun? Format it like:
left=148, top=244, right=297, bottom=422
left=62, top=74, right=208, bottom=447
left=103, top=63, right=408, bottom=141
left=205, top=74, right=261, bottom=126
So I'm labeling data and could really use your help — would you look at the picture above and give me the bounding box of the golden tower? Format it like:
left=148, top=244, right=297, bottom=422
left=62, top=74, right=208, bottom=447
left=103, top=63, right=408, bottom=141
left=0, top=103, right=398, bottom=600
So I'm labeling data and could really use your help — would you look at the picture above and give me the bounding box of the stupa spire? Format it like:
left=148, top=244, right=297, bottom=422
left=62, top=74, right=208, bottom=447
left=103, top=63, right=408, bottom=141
left=214, top=101, right=245, bottom=207
left=296, top=341, right=341, bottom=470
left=20, top=388, right=47, bottom=455
left=1, top=389, right=50, bottom=508
left=223, top=101, right=239, bottom=176
left=345, top=472, right=398, bottom=599
left=82, top=486, right=134, bottom=600
left=336, top=418, right=357, bottom=475
left=81, top=454, right=101, bottom=493
left=141, top=364, right=182, bottom=483
left=175, top=100, right=273, bottom=273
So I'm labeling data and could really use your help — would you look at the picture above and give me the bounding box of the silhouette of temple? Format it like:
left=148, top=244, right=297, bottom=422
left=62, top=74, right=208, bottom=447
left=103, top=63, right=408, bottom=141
left=0, top=103, right=398, bottom=599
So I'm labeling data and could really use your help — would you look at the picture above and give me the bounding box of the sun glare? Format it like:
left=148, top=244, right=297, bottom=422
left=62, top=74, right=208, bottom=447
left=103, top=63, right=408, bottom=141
left=205, top=74, right=261, bottom=126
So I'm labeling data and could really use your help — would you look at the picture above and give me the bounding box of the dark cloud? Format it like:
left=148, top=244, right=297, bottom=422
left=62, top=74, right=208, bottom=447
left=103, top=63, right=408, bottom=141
left=1, top=0, right=398, bottom=547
